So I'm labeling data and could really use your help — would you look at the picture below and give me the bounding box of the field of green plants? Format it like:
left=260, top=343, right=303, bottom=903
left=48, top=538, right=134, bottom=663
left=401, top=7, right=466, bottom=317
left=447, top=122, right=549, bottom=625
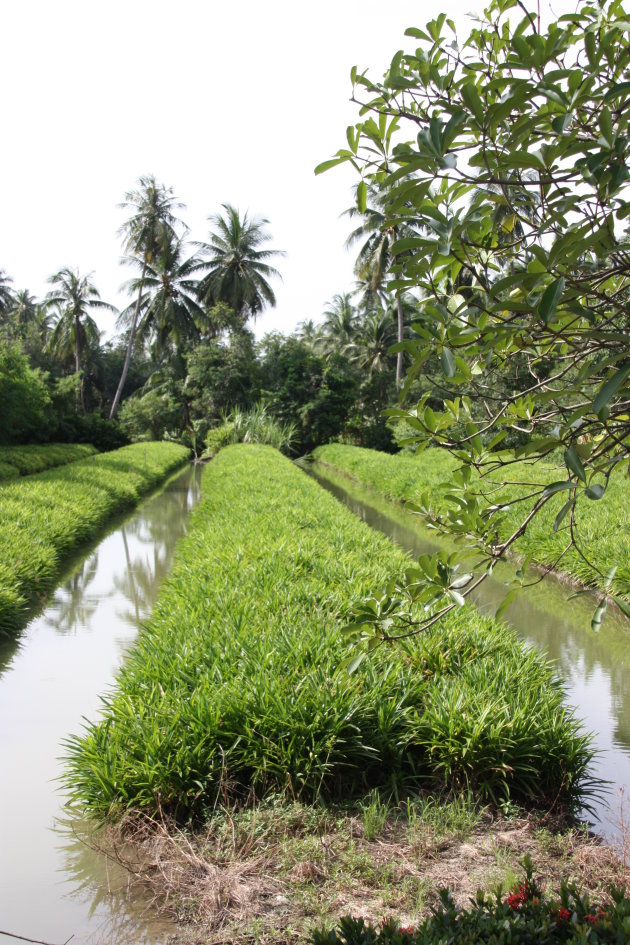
left=0, top=443, right=98, bottom=480
left=65, top=444, right=593, bottom=820
left=313, top=445, right=630, bottom=601
left=0, top=441, right=189, bottom=635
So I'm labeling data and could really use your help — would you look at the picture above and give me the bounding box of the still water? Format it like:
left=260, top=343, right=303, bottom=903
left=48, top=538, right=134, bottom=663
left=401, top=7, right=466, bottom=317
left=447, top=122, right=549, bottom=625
left=0, top=465, right=202, bottom=945
left=311, top=462, right=630, bottom=840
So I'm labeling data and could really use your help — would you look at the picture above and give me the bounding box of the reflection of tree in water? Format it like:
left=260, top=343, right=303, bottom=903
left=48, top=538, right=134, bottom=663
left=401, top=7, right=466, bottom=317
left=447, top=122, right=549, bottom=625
left=48, top=553, right=103, bottom=635
left=56, top=817, right=172, bottom=945
left=113, top=471, right=202, bottom=629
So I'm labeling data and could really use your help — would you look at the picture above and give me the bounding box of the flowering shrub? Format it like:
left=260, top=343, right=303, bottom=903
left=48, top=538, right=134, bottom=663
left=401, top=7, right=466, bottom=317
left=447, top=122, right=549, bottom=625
left=310, top=860, right=630, bottom=944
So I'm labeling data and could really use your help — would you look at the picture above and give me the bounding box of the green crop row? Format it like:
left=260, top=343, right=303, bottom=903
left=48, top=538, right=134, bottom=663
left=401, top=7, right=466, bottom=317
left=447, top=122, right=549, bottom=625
left=0, top=441, right=189, bottom=635
left=0, top=443, right=98, bottom=480
left=313, top=444, right=630, bottom=601
left=65, top=444, right=593, bottom=821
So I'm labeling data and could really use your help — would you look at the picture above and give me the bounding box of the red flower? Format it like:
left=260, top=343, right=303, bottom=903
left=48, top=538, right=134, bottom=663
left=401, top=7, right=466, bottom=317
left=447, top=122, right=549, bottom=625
left=555, top=908, right=571, bottom=922
left=585, top=913, right=598, bottom=924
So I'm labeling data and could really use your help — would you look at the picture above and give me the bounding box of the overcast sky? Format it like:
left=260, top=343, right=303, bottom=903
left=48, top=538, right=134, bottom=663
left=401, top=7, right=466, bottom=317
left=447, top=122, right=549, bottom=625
left=2, top=0, right=479, bottom=340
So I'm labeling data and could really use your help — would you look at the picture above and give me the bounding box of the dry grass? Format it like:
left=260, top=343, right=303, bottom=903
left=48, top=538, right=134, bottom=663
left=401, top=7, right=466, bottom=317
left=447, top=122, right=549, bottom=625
left=85, top=799, right=629, bottom=945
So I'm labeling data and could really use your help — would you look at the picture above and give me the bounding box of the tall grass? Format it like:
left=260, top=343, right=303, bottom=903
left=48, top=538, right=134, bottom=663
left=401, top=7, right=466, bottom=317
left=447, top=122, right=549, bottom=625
left=313, top=444, right=630, bottom=600
left=0, top=441, right=189, bottom=635
left=0, top=443, right=98, bottom=479
left=65, top=445, right=593, bottom=821
left=204, top=402, right=297, bottom=457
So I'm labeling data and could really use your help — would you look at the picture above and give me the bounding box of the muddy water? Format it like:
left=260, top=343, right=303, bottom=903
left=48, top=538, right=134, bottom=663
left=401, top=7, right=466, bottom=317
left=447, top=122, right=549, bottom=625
left=0, top=464, right=203, bottom=945
left=311, top=462, right=630, bottom=840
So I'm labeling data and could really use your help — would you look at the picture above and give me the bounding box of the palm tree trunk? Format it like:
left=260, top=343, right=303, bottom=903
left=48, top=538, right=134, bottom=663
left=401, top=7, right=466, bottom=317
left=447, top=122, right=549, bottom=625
left=75, top=315, right=86, bottom=414
left=396, top=295, right=404, bottom=390
left=109, top=258, right=147, bottom=419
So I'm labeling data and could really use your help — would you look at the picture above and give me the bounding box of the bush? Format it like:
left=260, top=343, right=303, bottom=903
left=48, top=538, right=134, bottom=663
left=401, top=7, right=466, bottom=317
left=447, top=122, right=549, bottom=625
left=0, top=343, right=53, bottom=444
left=311, top=860, right=630, bottom=944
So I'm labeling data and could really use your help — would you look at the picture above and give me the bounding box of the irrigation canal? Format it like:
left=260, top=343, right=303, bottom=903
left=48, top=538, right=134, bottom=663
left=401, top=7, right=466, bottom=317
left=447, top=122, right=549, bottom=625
left=310, top=462, right=630, bottom=841
left=0, top=464, right=202, bottom=945
left=1, top=457, right=628, bottom=944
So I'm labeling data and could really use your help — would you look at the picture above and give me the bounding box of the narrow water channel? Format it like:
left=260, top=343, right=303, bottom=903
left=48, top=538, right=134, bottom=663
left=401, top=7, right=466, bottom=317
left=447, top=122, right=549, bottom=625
left=310, top=462, right=630, bottom=841
left=0, top=464, right=202, bottom=945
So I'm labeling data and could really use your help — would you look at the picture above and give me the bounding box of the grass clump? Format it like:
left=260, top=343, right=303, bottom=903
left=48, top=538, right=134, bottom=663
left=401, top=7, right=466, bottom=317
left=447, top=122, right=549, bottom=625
left=65, top=444, right=593, bottom=820
left=0, top=442, right=98, bottom=478
left=0, top=441, right=189, bottom=635
left=313, top=444, right=630, bottom=601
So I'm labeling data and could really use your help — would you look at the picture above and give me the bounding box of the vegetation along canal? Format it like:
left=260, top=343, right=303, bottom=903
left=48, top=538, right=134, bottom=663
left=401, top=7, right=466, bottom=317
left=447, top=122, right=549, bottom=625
left=0, top=463, right=202, bottom=945
left=310, top=462, right=630, bottom=841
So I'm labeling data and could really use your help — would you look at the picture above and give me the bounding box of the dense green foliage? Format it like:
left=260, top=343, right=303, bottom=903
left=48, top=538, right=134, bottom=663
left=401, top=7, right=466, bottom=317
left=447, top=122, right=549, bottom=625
left=318, top=0, right=630, bottom=633
left=65, top=445, right=592, bottom=819
left=0, top=443, right=97, bottom=479
left=0, top=441, right=188, bottom=635
left=311, top=861, right=630, bottom=944
left=0, top=343, right=53, bottom=444
left=314, top=444, right=630, bottom=604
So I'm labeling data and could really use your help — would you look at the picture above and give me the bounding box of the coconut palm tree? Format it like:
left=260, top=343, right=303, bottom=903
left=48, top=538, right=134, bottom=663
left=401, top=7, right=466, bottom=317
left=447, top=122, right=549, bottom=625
left=345, top=187, right=421, bottom=388
left=196, top=204, right=285, bottom=325
left=110, top=175, right=185, bottom=419
left=0, top=271, right=15, bottom=324
left=45, top=268, right=114, bottom=413
left=122, top=236, right=207, bottom=358
left=316, top=292, right=358, bottom=359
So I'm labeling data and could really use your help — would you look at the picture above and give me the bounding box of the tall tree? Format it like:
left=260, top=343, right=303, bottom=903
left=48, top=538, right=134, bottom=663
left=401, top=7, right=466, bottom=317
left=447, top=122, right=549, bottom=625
left=317, top=292, right=358, bottom=358
left=109, top=175, right=184, bottom=419
left=345, top=187, right=419, bottom=389
left=0, top=271, right=15, bottom=321
left=196, top=204, right=284, bottom=325
left=45, top=268, right=113, bottom=413
left=122, top=235, right=207, bottom=358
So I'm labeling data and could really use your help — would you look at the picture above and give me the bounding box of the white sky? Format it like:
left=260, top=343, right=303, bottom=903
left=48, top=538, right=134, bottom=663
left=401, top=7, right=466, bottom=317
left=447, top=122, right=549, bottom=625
left=1, top=0, right=478, bottom=340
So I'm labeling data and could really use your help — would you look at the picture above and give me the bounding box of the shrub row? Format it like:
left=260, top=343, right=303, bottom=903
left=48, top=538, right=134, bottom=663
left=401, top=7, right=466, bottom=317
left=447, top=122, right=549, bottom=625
left=0, top=443, right=98, bottom=480
left=65, top=444, right=593, bottom=821
left=0, top=441, right=189, bottom=635
left=313, top=444, right=630, bottom=600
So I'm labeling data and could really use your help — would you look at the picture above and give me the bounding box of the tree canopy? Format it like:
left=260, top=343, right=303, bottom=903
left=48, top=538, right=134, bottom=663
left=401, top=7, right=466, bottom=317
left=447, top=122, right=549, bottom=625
left=317, top=0, right=630, bottom=639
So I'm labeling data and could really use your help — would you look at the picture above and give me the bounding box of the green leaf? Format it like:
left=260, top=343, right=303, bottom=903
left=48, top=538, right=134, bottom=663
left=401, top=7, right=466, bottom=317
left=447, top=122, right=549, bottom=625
left=553, top=499, right=574, bottom=533
left=496, top=587, right=519, bottom=620
left=564, top=445, right=586, bottom=483
left=593, top=363, right=630, bottom=415
left=538, top=277, right=564, bottom=323
left=542, top=480, right=573, bottom=497
left=356, top=180, right=367, bottom=213
left=613, top=596, right=630, bottom=619
left=461, top=82, right=484, bottom=121
left=441, top=347, right=457, bottom=378
left=585, top=483, right=606, bottom=500
left=591, top=599, right=607, bottom=632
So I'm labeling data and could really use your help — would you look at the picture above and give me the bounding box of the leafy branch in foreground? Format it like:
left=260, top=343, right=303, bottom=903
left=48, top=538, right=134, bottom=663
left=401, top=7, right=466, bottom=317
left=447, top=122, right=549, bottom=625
left=319, top=0, right=630, bottom=642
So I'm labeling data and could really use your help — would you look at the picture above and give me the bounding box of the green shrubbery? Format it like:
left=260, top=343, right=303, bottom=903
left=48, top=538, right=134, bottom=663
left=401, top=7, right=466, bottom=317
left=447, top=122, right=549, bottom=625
left=0, top=441, right=189, bottom=635
left=311, top=861, right=630, bottom=944
left=204, top=402, right=297, bottom=456
left=313, top=445, right=630, bottom=601
left=0, top=443, right=97, bottom=479
left=65, top=445, right=592, bottom=820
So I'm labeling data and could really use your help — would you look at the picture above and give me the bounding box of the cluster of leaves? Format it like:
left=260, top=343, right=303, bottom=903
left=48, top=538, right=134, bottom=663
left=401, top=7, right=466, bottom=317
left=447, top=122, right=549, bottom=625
left=311, top=859, right=630, bottom=944
left=318, top=0, right=630, bottom=634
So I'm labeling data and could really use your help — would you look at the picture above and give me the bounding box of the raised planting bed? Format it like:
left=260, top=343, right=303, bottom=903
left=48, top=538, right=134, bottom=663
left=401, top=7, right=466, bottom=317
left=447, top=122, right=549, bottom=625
left=65, top=444, right=594, bottom=820
left=0, top=443, right=98, bottom=480
left=313, top=444, right=630, bottom=603
left=0, top=441, right=189, bottom=635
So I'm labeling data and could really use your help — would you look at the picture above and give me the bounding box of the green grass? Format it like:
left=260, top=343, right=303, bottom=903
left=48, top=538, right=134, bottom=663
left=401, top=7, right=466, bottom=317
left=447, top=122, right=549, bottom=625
left=0, top=443, right=98, bottom=479
left=313, top=444, right=630, bottom=601
left=0, top=441, right=189, bottom=636
left=65, top=444, right=593, bottom=821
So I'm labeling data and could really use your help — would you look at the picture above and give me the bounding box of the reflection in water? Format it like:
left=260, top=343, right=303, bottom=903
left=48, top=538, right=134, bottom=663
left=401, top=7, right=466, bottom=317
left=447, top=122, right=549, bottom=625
left=0, top=464, right=203, bottom=945
left=311, top=463, right=630, bottom=839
